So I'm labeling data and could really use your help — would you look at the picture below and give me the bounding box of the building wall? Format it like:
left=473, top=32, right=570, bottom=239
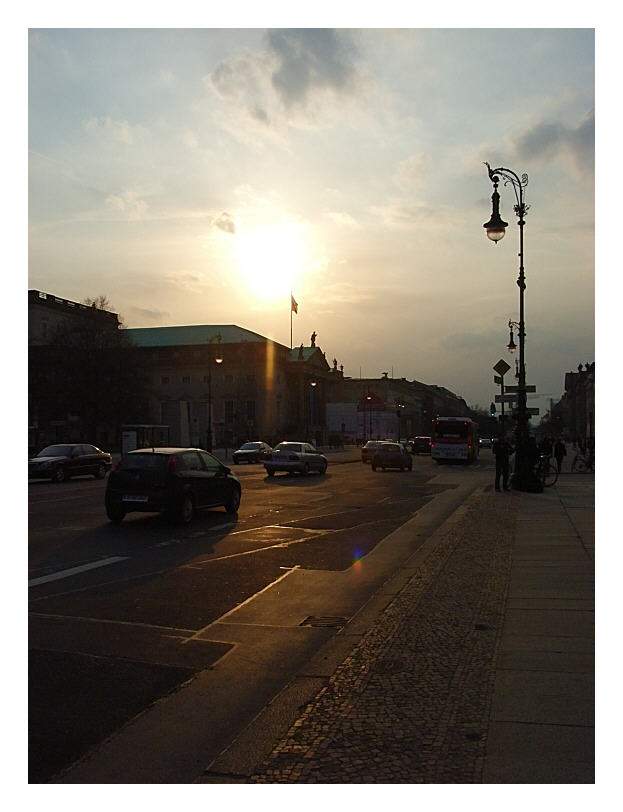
left=28, top=290, right=120, bottom=345
left=129, top=334, right=334, bottom=448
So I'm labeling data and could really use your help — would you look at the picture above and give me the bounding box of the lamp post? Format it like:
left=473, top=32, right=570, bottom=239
left=307, top=380, right=317, bottom=443
left=206, top=334, right=223, bottom=452
left=506, top=319, right=520, bottom=354
left=484, top=163, right=535, bottom=491
left=395, top=400, right=405, bottom=441
left=365, top=393, right=372, bottom=441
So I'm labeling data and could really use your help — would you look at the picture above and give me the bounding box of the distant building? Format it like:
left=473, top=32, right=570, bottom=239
left=28, top=289, right=120, bottom=345
left=28, top=290, right=122, bottom=450
left=125, top=325, right=334, bottom=448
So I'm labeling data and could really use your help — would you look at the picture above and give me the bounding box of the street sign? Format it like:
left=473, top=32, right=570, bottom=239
left=526, top=407, right=540, bottom=415
left=495, top=394, right=517, bottom=403
left=493, top=375, right=503, bottom=385
left=504, top=384, right=536, bottom=393
left=493, top=359, right=511, bottom=376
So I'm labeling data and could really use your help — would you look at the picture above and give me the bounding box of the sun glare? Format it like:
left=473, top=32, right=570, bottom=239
left=234, top=222, right=308, bottom=302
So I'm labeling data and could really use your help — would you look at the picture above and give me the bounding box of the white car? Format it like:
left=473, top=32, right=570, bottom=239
left=479, top=438, right=492, bottom=449
left=264, top=442, right=328, bottom=476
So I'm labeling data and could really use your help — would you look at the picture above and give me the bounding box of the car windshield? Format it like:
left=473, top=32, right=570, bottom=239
left=364, top=441, right=380, bottom=448
left=37, top=445, right=73, bottom=457
left=118, top=453, right=167, bottom=471
left=240, top=443, right=261, bottom=450
left=275, top=443, right=303, bottom=453
left=380, top=444, right=401, bottom=452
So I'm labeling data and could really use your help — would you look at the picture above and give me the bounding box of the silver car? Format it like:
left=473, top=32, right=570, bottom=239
left=264, top=442, right=328, bottom=476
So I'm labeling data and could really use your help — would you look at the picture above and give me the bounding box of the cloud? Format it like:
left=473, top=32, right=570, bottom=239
left=105, top=188, right=148, bottom=219
left=214, top=212, right=236, bottom=234
left=83, top=116, right=145, bottom=145
left=393, top=153, right=433, bottom=191
left=206, top=29, right=363, bottom=139
left=266, top=29, right=359, bottom=109
left=126, top=306, right=170, bottom=323
left=325, top=211, right=362, bottom=229
left=513, top=108, right=594, bottom=176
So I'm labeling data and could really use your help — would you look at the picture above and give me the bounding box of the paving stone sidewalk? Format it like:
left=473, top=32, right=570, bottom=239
left=250, top=486, right=517, bottom=783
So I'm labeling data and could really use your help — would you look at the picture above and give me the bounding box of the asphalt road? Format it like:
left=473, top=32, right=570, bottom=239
left=29, top=451, right=494, bottom=783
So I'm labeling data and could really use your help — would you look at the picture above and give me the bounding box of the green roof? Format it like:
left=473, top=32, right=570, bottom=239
left=125, top=324, right=283, bottom=348
left=289, top=346, right=320, bottom=362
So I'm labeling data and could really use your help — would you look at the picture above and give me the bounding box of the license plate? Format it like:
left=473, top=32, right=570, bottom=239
left=122, top=495, right=149, bottom=503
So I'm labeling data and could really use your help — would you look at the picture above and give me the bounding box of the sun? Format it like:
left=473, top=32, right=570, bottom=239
left=234, top=221, right=308, bottom=301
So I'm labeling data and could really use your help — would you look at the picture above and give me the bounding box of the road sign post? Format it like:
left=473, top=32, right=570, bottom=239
left=492, top=359, right=512, bottom=431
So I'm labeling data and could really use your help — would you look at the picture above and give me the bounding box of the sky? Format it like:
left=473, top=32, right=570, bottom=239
left=26, top=15, right=597, bottom=422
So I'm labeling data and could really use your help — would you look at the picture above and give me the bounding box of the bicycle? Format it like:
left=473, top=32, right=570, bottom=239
left=535, top=454, right=558, bottom=487
left=571, top=453, right=594, bottom=473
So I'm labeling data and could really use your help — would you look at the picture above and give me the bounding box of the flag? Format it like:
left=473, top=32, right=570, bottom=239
left=291, top=295, right=298, bottom=314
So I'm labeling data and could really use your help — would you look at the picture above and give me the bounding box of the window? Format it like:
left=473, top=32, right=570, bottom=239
left=246, top=400, right=256, bottom=421
left=182, top=375, right=191, bottom=384
left=203, top=375, right=209, bottom=384
left=179, top=451, right=202, bottom=471
left=434, top=421, right=469, bottom=439
left=161, top=376, right=170, bottom=385
left=199, top=451, right=221, bottom=472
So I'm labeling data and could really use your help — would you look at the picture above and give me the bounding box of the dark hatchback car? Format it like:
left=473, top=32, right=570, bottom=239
left=29, top=443, right=112, bottom=482
left=105, top=447, right=241, bottom=524
left=371, top=442, right=413, bottom=472
left=233, top=441, right=273, bottom=464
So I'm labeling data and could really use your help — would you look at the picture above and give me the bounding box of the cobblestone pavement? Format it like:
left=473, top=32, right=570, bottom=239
left=250, top=486, right=516, bottom=783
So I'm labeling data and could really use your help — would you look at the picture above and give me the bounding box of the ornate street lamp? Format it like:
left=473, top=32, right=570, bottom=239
left=206, top=334, right=223, bottom=452
left=506, top=320, right=519, bottom=353
left=484, top=163, right=536, bottom=491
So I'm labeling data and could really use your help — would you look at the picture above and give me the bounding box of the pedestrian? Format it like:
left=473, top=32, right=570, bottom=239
left=492, top=434, right=515, bottom=491
left=554, top=438, right=567, bottom=474
left=540, top=435, right=552, bottom=458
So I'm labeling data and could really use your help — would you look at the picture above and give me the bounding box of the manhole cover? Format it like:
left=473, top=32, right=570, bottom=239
left=300, top=616, right=348, bottom=628
left=370, top=657, right=407, bottom=675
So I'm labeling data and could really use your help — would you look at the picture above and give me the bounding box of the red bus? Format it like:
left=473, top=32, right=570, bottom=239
left=430, top=417, right=479, bottom=464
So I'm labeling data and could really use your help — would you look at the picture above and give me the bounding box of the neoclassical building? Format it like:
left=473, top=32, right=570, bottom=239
left=125, top=325, right=336, bottom=448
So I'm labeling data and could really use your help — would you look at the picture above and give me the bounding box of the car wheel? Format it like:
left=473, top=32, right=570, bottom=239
left=319, top=461, right=327, bottom=475
left=178, top=493, right=194, bottom=524
left=225, top=486, right=241, bottom=514
left=233, top=459, right=239, bottom=465
left=52, top=466, right=66, bottom=483
left=266, top=468, right=275, bottom=477
left=95, top=464, right=107, bottom=479
left=106, top=504, right=125, bottom=524
left=303, top=463, right=310, bottom=475
left=371, top=463, right=376, bottom=471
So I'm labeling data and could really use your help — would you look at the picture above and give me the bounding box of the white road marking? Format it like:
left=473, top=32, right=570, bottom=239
left=181, top=565, right=301, bottom=642
left=29, top=556, right=129, bottom=587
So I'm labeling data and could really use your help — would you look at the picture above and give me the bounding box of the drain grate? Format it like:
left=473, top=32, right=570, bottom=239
left=300, top=615, right=348, bottom=628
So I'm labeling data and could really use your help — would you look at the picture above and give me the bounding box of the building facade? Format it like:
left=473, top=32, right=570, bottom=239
left=125, top=325, right=335, bottom=449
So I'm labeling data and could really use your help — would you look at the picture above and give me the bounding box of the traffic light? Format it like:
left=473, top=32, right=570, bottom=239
left=490, top=402, right=496, bottom=417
